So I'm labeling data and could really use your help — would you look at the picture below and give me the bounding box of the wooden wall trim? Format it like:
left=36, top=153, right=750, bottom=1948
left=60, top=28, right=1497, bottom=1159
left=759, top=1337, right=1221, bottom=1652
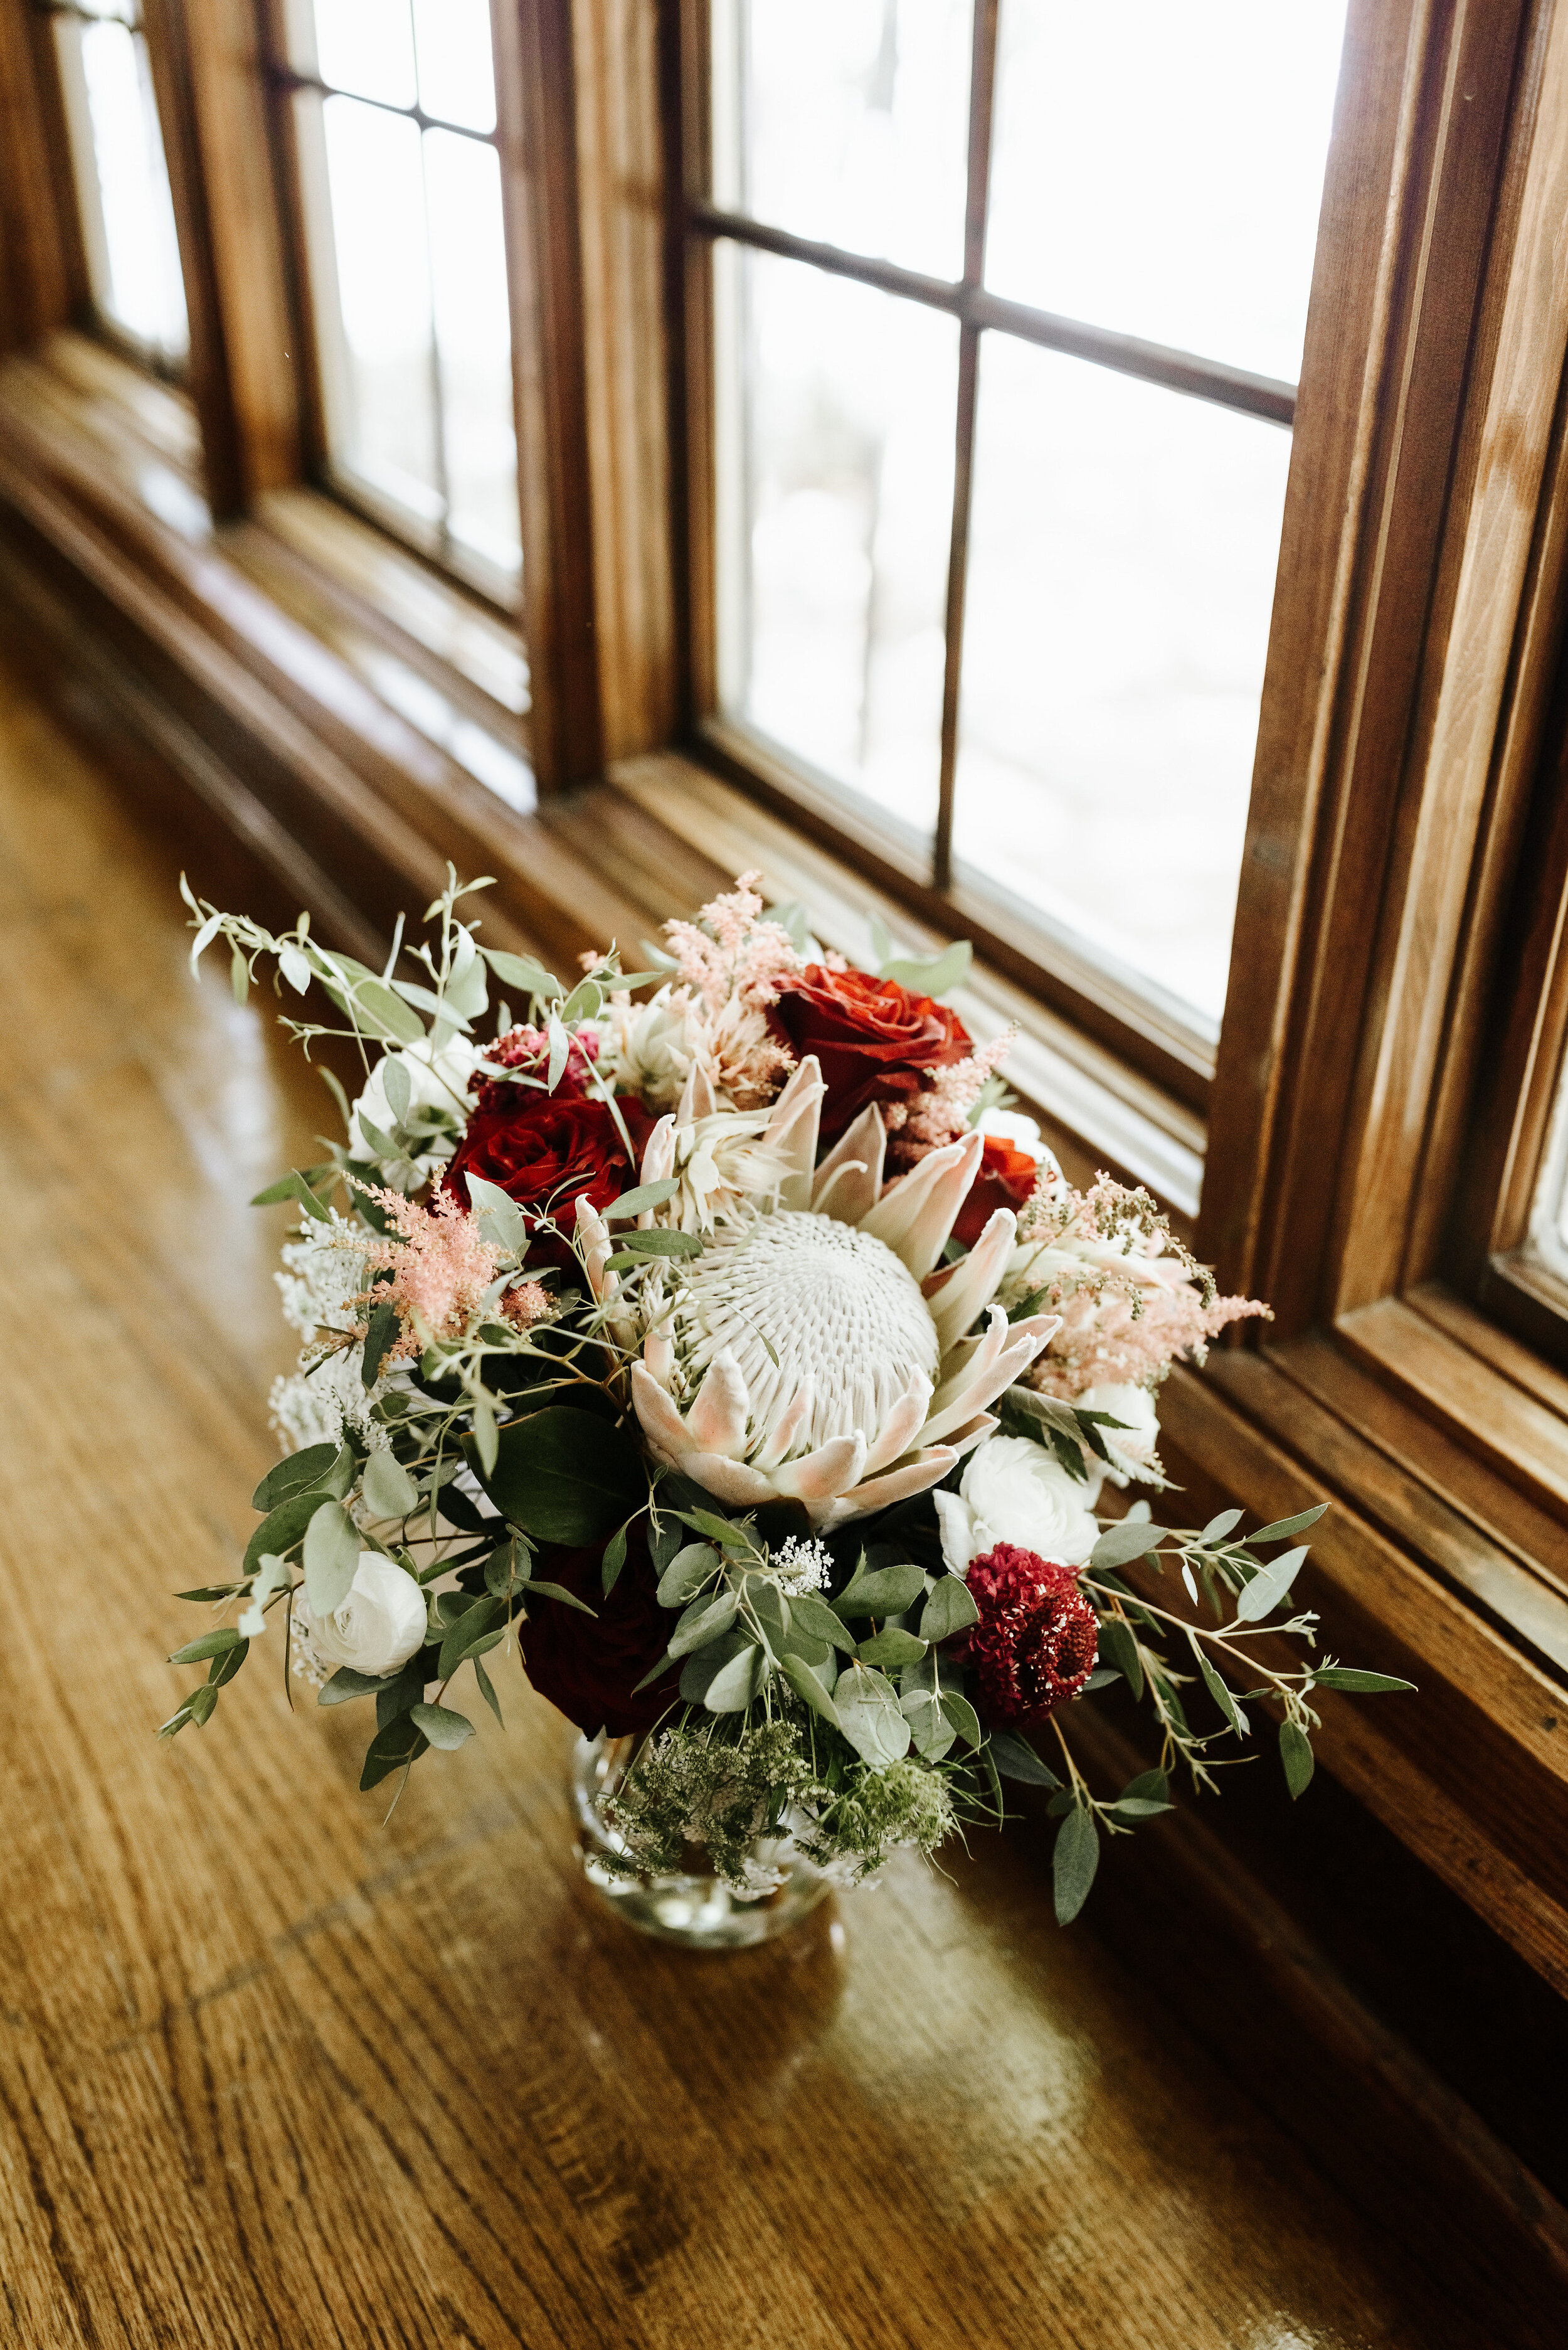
left=0, top=0, right=84, bottom=351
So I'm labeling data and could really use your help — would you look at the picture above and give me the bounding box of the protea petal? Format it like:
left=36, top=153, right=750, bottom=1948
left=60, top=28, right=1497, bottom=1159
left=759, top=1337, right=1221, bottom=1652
left=766, top=1054, right=824, bottom=1210
left=684, top=1452, right=780, bottom=1507
left=677, top=1061, right=718, bottom=1124
left=945, top=1411, right=999, bottom=1459
left=750, top=1376, right=815, bottom=1472
left=639, top=1113, right=677, bottom=1213
left=773, top=1430, right=867, bottom=1504
left=923, top=1207, right=1018, bottom=1350
left=644, top=1327, right=675, bottom=1386
left=810, top=1103, right=887, bottom=1226
left=933, top=1309, right=1059, bottom=1415
left=859, top=1128, right=984, bottom=1277
left=684, top=1346, right=751, bottom=1457
left=631, top=1359, right=697, bottom=1461
left=858, top=1373, right=934, bottom=1479
left=921, top=1329, right=1054, bottom=1447
left=574, top=1194, right=616, bottom=1301
left=823, top=1443, right=958, bottom=1526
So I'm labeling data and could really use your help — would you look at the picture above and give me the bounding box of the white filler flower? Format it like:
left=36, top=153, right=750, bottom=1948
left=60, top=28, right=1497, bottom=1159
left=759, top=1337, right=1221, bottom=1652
left=629, top=1058, right=1059, bottom=1528
left=302, top=1553, right=428, bottom=1678
left=934, top=1432, right=1101, bottom=1573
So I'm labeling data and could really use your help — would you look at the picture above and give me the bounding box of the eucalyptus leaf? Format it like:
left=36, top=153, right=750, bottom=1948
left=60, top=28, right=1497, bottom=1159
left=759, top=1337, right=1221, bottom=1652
left=878, top=939, right=972, bottom=997
left=438, top=1595, right=503, bottom=1683
left=473, top=1655, right=504, bottom=1728
left=601, top=1518, right=632, bottom=1596
left=1279, top=1718, right=1315, bottom=1798
left=919, top=1574, right=980, bottom=1644
left=1089, top=1521, right=1167, bottom=1571
left=470, top=1406, right=643, bottom=1545
left=168, top=1628, right=243, bottom=1665
left=785, top=1592, right=857, bottom=1655
left=362, top=1448, right=418, bottom=1520
left=303, top=1501, right=361, bottom=1616
left=479, top=945, right=561, bottom=998
left=703, top=1642, right=770, bottom=1713
left=381, top=1055, right=412, bottom=1125
left=524, top=1580, right=598, bottom=1615
left=832, top=1562, right=927, bottom=1620
left=657, top=1542, right=721, bottom=1607
left=1096, top=1614, right=1143, bottom=1701
left=1188, top=1631, right=1248, bottom=1736
left=603, top=1179, right=681, bottom=1220
left=667, top=1590, right=739, bottom=1659
left=617, top=1228, right=704, bottom=1260
left=940, top=1690, right=983, bottom=1749
left=1234, top=1543, right=1308, bottom=1624
left=988, top=1727, right=1061, bottom=1787
left=1202, top=1507, right=1244, bottom=1542
left=780, top=1653, right=840, bottom=1727
left=1053, top=1806, right=1099, bottom=1925
left=856, top=1626, right=927, bottom=1671
left=832, top=1664, right=911, bottom=1770
left=361, top=1300, right=401, bottom=1390
left=411, top=1701, right=476, bottom=1751
left=359, top=1715, right=428, bottom=1790
left=1311, top=1665, right=1416, bottom=1693
left=1244, top=1503, right=1329, bottom=1546
left=252, top=1443, right=339, bottom=1513
left=319, top=1666, right=391, bottom=1708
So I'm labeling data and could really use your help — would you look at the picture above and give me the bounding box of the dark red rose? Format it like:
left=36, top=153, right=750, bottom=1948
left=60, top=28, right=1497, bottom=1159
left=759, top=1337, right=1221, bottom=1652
left=961, top=1543, right=1098, bottom=1730
left=517, top=1526, right=681, bottom=1737
left=443, top=1093, right=650, bottom=1270
left=771, top=965, right=972, bottom=1143
left=951, top=1134, right=1041, bottom=1250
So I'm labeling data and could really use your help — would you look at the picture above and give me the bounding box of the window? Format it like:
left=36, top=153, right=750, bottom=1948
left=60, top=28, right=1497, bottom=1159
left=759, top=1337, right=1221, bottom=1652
left=271, top=0, right=522, bottom=600
left=46, top=0, right=188, bottom=367
left=699, top=0, right=1348, bottom=1059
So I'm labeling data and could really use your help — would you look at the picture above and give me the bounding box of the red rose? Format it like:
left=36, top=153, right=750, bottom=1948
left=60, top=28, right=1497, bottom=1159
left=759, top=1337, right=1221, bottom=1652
left=772, top=965, right=971, bottom=1143
left=962, top=1543, right=1098, bottom=1729
left=951, top=1133, right=1041, bottom=1250
left=443, top=1093, right=650, bottom=1269
left=517, top=1527, right=681, bottom=1737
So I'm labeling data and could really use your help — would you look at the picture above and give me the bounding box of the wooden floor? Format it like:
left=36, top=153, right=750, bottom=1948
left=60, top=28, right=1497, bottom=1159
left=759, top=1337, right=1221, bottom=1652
left=0, top=654, right=1471, bottom=2349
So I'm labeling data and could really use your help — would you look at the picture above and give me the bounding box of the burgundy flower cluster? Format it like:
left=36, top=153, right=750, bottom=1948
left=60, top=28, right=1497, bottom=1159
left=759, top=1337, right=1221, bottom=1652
left=960, top=1543, right=1098, bottom=1730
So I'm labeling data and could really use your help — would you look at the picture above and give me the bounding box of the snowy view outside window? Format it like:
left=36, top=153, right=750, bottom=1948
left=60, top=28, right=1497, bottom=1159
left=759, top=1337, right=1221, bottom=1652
left=710, top=0, right=1349, bottom=1033
left=52, top=0, right=188, bottom=366
left=283, top=0, right=521, bottom=595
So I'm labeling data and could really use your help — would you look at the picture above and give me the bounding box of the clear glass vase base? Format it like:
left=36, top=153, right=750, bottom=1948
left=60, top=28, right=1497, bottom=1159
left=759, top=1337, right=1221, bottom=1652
left=570, top=1733, right=833, bottom=1950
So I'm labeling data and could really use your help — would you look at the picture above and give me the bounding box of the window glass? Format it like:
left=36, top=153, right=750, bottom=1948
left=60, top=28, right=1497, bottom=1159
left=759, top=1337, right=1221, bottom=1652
left=52, top=1, right=188, bottom=366
left=711, top=0, right=973, bottom=282
left=1528, top=1054, right=1568, bottom=1288
left=955, top=339, right=1292, bottom=1027
left=286, top=0, right=521, bottom=597
left=714, top=243, right=958, bottom=846
left=985, top=0, right=1348, bottom=383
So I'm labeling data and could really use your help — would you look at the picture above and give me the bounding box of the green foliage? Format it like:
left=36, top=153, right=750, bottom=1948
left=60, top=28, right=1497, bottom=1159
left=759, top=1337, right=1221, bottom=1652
left=470, top=1406, right=644, bottom=1544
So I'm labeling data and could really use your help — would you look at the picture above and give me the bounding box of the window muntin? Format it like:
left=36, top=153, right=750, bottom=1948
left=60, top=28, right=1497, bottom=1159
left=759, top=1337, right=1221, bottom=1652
left=702, top=0, right=1348, bottom=1046
left=49, top=0, right=188, bottom=368
left=278, top=0, right=521, bottom=599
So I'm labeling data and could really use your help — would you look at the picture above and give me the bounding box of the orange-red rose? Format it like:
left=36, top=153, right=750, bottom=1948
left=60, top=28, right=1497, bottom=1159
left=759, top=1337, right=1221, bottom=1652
left=772, top=965, right=971, bottom=1143
left=951, top=1133, right=1041, bottom=1249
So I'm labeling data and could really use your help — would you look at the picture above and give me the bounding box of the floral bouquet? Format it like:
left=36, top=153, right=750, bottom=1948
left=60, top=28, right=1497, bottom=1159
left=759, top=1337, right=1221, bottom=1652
left=166, top=868, right=1410, bottom=1932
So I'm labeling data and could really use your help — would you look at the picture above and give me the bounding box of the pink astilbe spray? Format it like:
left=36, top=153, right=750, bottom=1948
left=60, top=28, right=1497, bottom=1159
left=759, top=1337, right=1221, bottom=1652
left=886, top=1031, right=1016, bottom=1166
left=344, top=1181, right=507, bottom=1359
left=662, top=870, right=805, bottom=1013
left=1015, top=1173, right=1269, bottom=1401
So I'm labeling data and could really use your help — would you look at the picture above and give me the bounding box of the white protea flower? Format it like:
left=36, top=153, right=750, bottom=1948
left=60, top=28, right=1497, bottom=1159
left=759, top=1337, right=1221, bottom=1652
left=625, top=1057, right=1059, bottom=1529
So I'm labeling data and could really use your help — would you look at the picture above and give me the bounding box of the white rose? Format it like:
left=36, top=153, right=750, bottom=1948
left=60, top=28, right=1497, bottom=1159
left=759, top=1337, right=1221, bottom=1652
left=349, top=1034, right=482, bottom=1169
left=1077, top=1381, right=1162, bottom=1487
left=934, top=1433, right=1100, bottom=1574
left=303, top=1553, right=428, bottom=1678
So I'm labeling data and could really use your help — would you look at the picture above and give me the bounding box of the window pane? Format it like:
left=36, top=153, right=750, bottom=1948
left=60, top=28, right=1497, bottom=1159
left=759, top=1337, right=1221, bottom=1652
left=423, top=132, right=520, bottom=575
left=1530, top=1061, right=1568, bottom=1287
left=413, top=0, right=496, bottom=133
left=955, top=339, right=1292, bottom=1029
left=53, top=14, right=188, bottom=364
left=711, top=0, right=972, bottom=282
left=298, top=92, right=441, bottom=523
left=715, top=245, right=956, bottom=846
left=287, top=0, right=521, bottom=602
left=985, top=0, right=1348, bottom=383
left=301, top=0, right=416, bottom=109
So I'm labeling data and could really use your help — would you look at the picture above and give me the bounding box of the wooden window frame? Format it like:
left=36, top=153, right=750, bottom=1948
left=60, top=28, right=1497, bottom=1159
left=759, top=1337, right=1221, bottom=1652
left=4, top=0, right=1568, bottom=2002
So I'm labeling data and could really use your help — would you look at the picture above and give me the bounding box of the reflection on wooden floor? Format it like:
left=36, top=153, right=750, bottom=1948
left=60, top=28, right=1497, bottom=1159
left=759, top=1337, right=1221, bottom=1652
left=0, top=654, right=1453, bottom=2347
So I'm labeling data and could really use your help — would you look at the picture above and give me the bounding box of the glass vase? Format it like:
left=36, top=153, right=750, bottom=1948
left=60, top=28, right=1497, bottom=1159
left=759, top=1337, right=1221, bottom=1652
left=568, top=1730, right=835, bottom=1949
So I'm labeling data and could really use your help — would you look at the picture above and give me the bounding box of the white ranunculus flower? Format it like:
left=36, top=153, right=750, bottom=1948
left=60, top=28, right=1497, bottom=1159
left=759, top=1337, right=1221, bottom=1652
left=934, top=1432, right=1100, bottom=1574
left=349, top=1034, right=482, bottom=1171
left=303, top=1553, right=428, bottom=1678
left=1076, top=1380, right=1162, bottom=1487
